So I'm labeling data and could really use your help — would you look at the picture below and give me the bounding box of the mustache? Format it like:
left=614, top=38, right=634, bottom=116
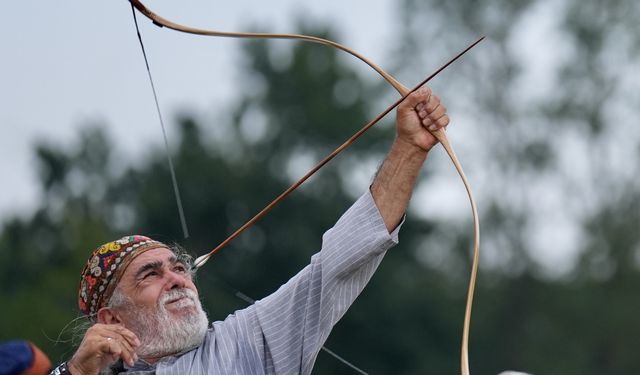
left=159, top=288, right=198, bottom=305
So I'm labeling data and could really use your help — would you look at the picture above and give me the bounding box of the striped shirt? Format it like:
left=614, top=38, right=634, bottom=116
left=119, top=190, right=400, bottom=374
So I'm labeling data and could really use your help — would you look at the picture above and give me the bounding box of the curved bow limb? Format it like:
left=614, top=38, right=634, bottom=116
left=128, top=2, right=482, bottom=374
left=129, top=0, right=407, bottom=95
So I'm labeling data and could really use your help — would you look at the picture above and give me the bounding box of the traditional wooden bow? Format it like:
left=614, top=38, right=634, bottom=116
left=128, top=1, right=482, bottom=373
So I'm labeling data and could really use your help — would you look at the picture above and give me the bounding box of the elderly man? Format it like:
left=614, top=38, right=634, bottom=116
left=50, top=87, right=450, bottom=375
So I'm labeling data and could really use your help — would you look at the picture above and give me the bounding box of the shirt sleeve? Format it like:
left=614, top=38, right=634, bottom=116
left=232, top=189, right=402, bottom=374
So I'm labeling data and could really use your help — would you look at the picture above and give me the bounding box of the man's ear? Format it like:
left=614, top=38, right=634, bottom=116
left=96, top=307, right=123, bottom=325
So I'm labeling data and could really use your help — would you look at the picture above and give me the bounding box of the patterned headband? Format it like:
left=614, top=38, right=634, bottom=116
left=78, top=235, right=170, bottom=316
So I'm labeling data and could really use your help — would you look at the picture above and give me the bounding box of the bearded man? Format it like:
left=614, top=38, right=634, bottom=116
left=49, top=87, right=450, bottom=375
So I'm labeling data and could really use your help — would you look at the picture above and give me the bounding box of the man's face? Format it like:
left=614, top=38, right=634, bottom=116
left=109, top=247, right=209, bottom=358
left=119, top=247, right=199, bottom=316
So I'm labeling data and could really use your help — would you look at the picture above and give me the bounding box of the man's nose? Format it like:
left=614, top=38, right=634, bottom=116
left=165, top=268, right=187, bottom=289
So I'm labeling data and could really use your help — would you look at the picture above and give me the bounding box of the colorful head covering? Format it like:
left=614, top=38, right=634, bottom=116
left=78, top=235, right=170, bottom=316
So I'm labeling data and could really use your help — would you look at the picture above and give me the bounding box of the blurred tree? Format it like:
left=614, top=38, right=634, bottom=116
left=390, top=0, right=640, bottom=374
left=0, top=22, right=443, bottom=373
left=2, top=0, right=640, bottom=374
left=0, top=126, right=119, bottom=361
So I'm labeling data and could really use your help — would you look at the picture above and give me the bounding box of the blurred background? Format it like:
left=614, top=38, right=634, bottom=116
left=2, top=0, right=640, bottom=374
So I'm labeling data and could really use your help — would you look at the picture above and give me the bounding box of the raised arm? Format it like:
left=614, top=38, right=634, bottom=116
left=371, top=86, right=449, bottom=231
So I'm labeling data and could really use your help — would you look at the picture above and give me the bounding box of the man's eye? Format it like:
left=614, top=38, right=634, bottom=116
left=143, top=271, right=158, bottom=279
left=174, top=265, right=187, bottom=273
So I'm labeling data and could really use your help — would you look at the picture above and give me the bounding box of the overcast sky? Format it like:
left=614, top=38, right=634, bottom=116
left=0, top=0, right=398, bottom=220
left=6, top=1, right=623, bottom=279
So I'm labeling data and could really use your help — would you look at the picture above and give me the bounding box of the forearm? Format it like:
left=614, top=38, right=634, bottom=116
left=370, top=137, right=428, bottom=232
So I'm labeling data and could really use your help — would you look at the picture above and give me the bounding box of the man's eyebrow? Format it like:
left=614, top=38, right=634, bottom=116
left=133, top=255, right=184, bottom=279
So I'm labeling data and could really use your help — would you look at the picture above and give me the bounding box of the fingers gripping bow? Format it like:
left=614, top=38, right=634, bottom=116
left=127, top=2, right=482, bottom=374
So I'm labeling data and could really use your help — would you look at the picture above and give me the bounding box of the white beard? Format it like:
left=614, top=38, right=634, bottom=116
left=114, top=288, right=209, bottom=358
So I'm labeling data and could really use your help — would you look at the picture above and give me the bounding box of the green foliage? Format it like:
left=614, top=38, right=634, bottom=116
left=2, top=1, right=640, bottom=374
left=391, top=0, right=640, bottom=373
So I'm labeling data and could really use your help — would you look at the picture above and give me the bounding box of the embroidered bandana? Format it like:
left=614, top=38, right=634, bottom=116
left=78, top=235, right=170, bottom=316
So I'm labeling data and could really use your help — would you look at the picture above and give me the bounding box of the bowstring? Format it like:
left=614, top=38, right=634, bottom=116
left=129, top=5, right=369, bottom=374
left=131, top=4, right=190, bottom=239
